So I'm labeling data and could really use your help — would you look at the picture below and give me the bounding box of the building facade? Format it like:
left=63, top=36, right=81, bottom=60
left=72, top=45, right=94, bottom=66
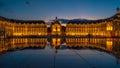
left=50, top=17, right=62, bottom=35
left=66, top=8, right=120, bottom=37
left=0, top=8, right=120, bottom=37
left=0, top=17, right=47, bottom=37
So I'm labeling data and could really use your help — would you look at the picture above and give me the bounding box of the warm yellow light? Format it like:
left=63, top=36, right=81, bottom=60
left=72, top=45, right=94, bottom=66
left=57, top=38, right=60, bottom=42
left=106, top=41, right=112, bottom=45
left=106, top=22, right=113, bottom=31
left=57, top=29, right=60, bottom=31
left=13, top=33, right=22, bottom=36
left=71, top=33, right=75, bottom=35
left=100, top=32, right=104, bottom=36
left=106, top=26, right=113, bottom=31
left=52, top=38, right=61, bottom=47
left=52, top=38, right=56, bottom=42
left=38, top=33, right=41, bottom=35
left=53, top=29, right=56, bottom=31
left=106, top=41, right=113, bottom=50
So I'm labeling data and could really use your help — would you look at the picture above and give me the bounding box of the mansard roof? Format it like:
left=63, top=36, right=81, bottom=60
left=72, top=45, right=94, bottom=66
left=0, top=16, right=45, bottom=24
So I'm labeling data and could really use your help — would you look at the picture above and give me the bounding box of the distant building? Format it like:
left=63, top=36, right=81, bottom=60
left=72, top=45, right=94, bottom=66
left=66, top=8, right=120, bottom=37
left=0, top=17, right=47, bottom=37
left=0, top=8, right=120, bottom=37
left=50, top=17, right=62, bottom=35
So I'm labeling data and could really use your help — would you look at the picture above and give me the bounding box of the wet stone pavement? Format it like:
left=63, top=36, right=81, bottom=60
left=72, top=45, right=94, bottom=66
left=0, top=47, right=120, bottom=68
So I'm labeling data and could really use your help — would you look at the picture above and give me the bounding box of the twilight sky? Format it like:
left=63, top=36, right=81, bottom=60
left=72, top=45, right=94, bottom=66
left=0, top=0, right=120, bottom=20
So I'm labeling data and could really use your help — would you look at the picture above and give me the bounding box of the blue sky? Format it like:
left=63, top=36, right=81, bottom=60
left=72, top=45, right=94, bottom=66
left=0, top=0, right=120, bottom=20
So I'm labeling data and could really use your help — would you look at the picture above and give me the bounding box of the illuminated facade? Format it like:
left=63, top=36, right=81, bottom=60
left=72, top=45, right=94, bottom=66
left=0, top=17, right=47, bottom=37
left=50, top=17, right=62, bottom=35
left=0, top=8, right=120, bottom=37
left=66, top=8, right=120, bottom=37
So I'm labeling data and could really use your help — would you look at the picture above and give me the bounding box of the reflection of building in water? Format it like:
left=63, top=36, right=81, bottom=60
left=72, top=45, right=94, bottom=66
left=66, top=38, right=106, bottom=48
left=10, top=38, right=47, bottom=48
left=51, top=38, right=61, bottom=48
left=0, top=37, right=120, bottom=63
left=0, top=40, right=7, bottom=54
left=106, top=38, right=113, bottom=50
left=0, top=38, right=47, bottom=54
left=0, top=8, right=120, bottom=37
left=66, top=38, right=120, bottom=63
left=66, top=38, right=120, bottom=51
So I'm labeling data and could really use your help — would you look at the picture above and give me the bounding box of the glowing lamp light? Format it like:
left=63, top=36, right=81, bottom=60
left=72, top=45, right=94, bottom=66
left=13, top=33, right=22, bottom=36
left=106, top=41, right=113, bottom=50
left=106, top=26, right=113, bottom=31
left=106, top=22, right=113, bottom=31
left=53, top=29, right=56, bottom=31
left=57, top=38, right=60, bottom=42
left=71, top=33, right=75, bottom=35
left=57, top=29, right=60, bottom=31
left=106, top=41, right=113, bottom=45
left=38, top=33, right=41, bottom=35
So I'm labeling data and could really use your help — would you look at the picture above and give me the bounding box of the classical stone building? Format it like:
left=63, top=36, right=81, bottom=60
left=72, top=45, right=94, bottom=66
left=0, top=8, right=120, bottom=37
left=66, top=8, right=120, bottom=37
left=0, top=17, right=47, bottom=37
left=50, top=17, right=62, bottom=35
